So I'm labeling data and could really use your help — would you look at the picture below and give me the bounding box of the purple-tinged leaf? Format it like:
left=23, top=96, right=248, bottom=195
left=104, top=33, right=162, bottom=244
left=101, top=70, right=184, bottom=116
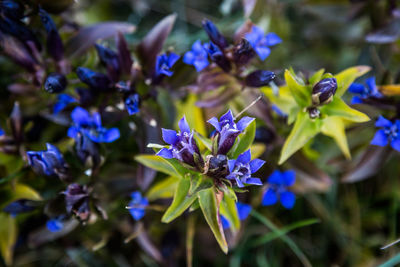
left=116, top=32, right=133, bottom=75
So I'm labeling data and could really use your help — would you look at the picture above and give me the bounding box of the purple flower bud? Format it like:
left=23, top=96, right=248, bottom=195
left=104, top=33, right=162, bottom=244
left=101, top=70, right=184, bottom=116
left=202, top=19, right=228, bottom=50
left=76, top=67, right=111, bottom=91
left=44, top=73, right=67, bottom=93
left=245, top=70, right=275, bottom=87
left=74, top=133, right=101, bottom=166
left=95, top=44, right=120, bottom=81
left=203, top=42, right=231, bottom=72
left=0, top=17, right=41, bottom=51
left=206, top=154, right=229, bottom=179
left=311, top=78, right=337, bottom=106
left=3, top=199, right=36, bottom=216
left=233, top=39, right=256, bottom=66
left=39, top=8, right=64, bottom=61
left=63, top=184, right=90, bottom=221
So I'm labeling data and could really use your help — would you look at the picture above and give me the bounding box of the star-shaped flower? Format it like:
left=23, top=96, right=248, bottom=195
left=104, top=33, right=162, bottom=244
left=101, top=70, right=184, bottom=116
left=262, top=170, right=296, bottom=209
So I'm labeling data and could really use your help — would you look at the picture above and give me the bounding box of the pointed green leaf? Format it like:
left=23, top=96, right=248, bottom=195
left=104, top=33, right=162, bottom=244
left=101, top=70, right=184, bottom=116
left=321, top=98, right=370, bottom=123
left=308, top=69, right=325, bottom=86
left=261, top=86, right=299, bottom=124
left=231, top=120, right=256, bottom=158
left=284, top=69, right=311, bottom=108
left=135, top=155, right=184, bottom=178
left=321, top=116, right=351, bottom=159
left=194, top=131, right=212, bottom=152
left=220, top=193, right=240, bottom=233
left=161, top=175, right=198, bottom=223
left=198, top=188, right=228, bottom=253
left=279, top=112, right=322, bottom=164
left=177, top=94, right=206, bottom=136
left=189, top=174, right=213, bottom=195
left=335, top=65, right=371, bottom=97
left=0, top=213, right=17, bottom=266
left=146, top=176, right=180, bottom=201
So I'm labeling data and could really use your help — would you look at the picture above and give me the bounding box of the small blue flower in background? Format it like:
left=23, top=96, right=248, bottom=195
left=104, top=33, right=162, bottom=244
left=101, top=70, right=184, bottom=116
left=157, top=116, right=203, bottom=168
left=68, top=107, right=120, bottom=143
left=371, top=116, right=400, bottom=151
left=245, top=26, right=282, bottom=61
left=125, top=94, right=140, bottom=115
left=27, top=143, right=68, bottom=177
left=262, top=170, right=296, bottom=209
left=221, top=202, right=252, bottom=229
left=183, top=40, right=209, bottom=72
left=128, top=191, right=149, bottom=221
left=3, top=200, right=35, bottom=217
left=46, top=218, right=64, bottom=232
left=208, top=110, right=254, bottom=154
left=54, top=94, right=77, bottom=114
left=155, top=52, right=180, bottom=77
left=348, top=77, right=383, bottom=104
left=0, top=126, right=4, bottom=136
left=226, top=149, right=265, bottom=187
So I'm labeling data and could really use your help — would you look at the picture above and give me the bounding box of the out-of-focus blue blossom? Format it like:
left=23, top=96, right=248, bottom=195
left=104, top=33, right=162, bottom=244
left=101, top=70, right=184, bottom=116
left=95, top=44, right=120, bottom=81
left=155, top=52, right=180, bottom=77
left=157, top=116, right=203, bottom=168
left=203, top=42, right=231, bottom=72
left=348, top=77, right=383, bottom=104
left=226, top=149, right=265, bottom=187
left=183, top=40, right=209, bottom=72
left=202, top=19, right=228, bottom=50
left=127, top=191, right=149, bottom=221
left=208, top=110, right=254, bottom=154
left=68, top=107, right=120, bottom=143
left=0, top=125, right=4, bottom=136
left=262, top=170, right=296, bottom=209
left=221, top=202, right=252, bottom=229
left=54, top=94, right=77, bottom=114
left=245, top=26, right=282, bottom=61
left=3, top=200, right=35, bottom=217
left=125, top=94, right=140, bottom=115
left=371, top=116, right=400, bottom=151
left=27, top=143, right=68, bottom=178
left=44, top=73, right=67, bottom=93
left=46, top=218, right=64, bottom=232
left=76, top=67, right=111, bottom=91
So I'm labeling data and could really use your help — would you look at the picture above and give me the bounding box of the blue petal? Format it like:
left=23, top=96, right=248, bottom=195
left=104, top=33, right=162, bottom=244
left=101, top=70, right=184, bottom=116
left=236, top=149, right=251, bottom=164
left=167, top=53, right=180, bottom=67
left=282, top=170, right=296, bottom=186
left=228, top=159, right=236, bottom=173
left=370, top=129, right=389, bottom=147
left=235, top=177, right=245, bottom=188
left=255, top=46, right=271, bottom=61
left=101, top=128, right=120, bottom=143
left=183, top=51, right=195, bottom=65
left=350, top=96, right=364, bottom=105
left=280, top=191, right=296, bottom=209
left=249, top=159, right=265, bottom=173
left=262, top=188, right=278, bottom=206
left=157, top=148, right=173, bottom=159
left=67, top=126, right=79, bottom=139
left=0, top=127, right=4, bottom=136
left=365, top=77, right=377, bottom=94
left=46, top=219, right=64, bottom=232
left=71, top=107, right=90, bottom=125
left=207, top=117, right=222, bottom=132
left=267, top=170, right=284, bottom=185
left=130, top=191, right=142, bottom=203
left=179, top=116, right=191, bottom=133
left=162, top=129, right=178, bottom=144
left=348, top=83, right=365, bottom=94
left=236, top=202, right=252, bottom=220
left=193, top=59, right=209, bottom=72
left=375, top=116, right=392, bottom=128
left=221, top=215, right=231, bottom=229
left=129, top=207, right=145, bottom=221
left=220, top=110, right=235, bottom=125
left=391, top=138, right=400, bottom=152
left=264, top=32, right=282, bottom=46
left=237, top=116, right=254, bottom=131
left=245, top=177, right=262, bottom=186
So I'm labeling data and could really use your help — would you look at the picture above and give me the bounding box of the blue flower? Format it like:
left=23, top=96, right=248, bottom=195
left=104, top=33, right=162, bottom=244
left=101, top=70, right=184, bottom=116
left=208, top=110, right=254, bottom=154
left=68, top=107, right=120, bottom=143
left=157, top=116, right=203, bottom=169
left=128, top=191, right=148, bottom=221
left=183, top=40, right=209, bottom=72
left=3, top=200, right=35, bottom=217
left=226, top=149, right=265, bottom=187
left=54, top=94, right=77, bottom=114
left=46, top=218, right=64, bottom=232
left=348, top=77, right=383, bottom=104
left=203, top=42, right=231, bottom=72
left=262, top=170, right=296, bottom=209
left=371, top=116, right=400, bottom=151
left=245, top=26, right=282, bottom=61
left=155, top=52, right=180, bottom=77
left=221, top=202, right=252, bottom=229
left=0, top=126, right=4, bottom=136
left=125, top=94, right=140, bottom=115
left=27, top=143, right=68, bottom=178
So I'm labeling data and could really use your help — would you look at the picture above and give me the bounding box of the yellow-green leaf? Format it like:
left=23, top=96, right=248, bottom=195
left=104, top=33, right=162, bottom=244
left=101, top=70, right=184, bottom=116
left=250, top=143, right=266, bottom=159
left=308, top=69, right=325, bottom=86
left=0, top=213, right=17, bottom=266
left=146, top=176, right=180, bottom=201
left=321, top=117, right=351, bottom=159
left=176, top=94, right=206, bottom=136
left=231, top=120, right=256, bottom=158
left=335, top=65, right=371, bottom=97
left=135, top=155, right=182, bottom=178
left=220, top=193, right=240, bottom=233
left=284, top=69, right=311, bottom=108
left=321, top=98, right=370, bottom=123
left=261, top=86, right=299, bottom=124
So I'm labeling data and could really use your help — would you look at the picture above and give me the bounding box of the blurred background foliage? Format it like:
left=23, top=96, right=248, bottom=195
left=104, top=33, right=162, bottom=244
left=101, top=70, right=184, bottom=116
left=2, top=0, right=400, bottom=266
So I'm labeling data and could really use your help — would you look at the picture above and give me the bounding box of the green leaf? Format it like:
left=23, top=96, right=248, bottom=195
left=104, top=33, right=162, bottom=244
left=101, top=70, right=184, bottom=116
left=261, top=86, right=299, bottom=121
left=308, top=69, right=325, bottom=86
left=135, top=155, right=183, bottom=178
left=250, top=143, right=266, bottom=159
left=284, top=69, right=311, bottom=108
left=194, top=131, right=212, bottom=152
left=176, top=94, right=207, bottom=137
left=0, top=183, right=42, bottom=210
left=321, top=116, right=350, bottom=159
left=198, top=188, right=228, bottom=254
left=279, top=111, right=322, bottom=164
left=220, top=193, right=240, bottom=233
left=146, top=176, right=180, bottom=201
left=161, top=175, right=198, bottom=223
left=188, top=174, right=213, bottom=195
left=321, top=98, right=370, bottom=123
left=231, top=120, right=256, bottom=158
left=0, top=213, right=17, bottom=266
left=335, top=65, right=371, bottom=97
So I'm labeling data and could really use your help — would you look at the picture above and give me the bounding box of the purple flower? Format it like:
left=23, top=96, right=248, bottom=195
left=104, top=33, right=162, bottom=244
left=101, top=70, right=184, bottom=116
left=46, top=218, right=64, bottom=232
left=262, top=170, right=296, bottom=209
left=63, top=183, right=90, bottom=221
left=53, top=94, right=77, bottom=114
left=127, top=191, right=149, bottom=221
left=222, top=202, right=252, bottom=229
left=371, top=116, right=400, bottom=151
left=27, top=143, right=69, bottom=179
left=202, top=19, right=228, bottom=50
left=125, top=93, right=140, bottom=115
left=68, top=107, right=120, bottom=143
left=183, top=40, right=209, bottom=72
left=226, top=149, right=265, bottom=188
left=155, top=52, right=180, bottom=77
left=348, top=77, right=383, bottom=104
left=157, top=116, right=203, bottom=169
left=207, top=110, right=254, bottom=155
left=245, top=26, right=282, bottom=61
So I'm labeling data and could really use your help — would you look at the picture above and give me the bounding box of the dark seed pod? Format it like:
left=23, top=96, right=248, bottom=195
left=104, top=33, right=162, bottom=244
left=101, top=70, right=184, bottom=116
left=44, top=73, right=67, bottom=93
left=311, top=78, right=337, bottom=106
left=202, top=19, right=228, bottom=50
left=245, top=70, right=275, bottom=87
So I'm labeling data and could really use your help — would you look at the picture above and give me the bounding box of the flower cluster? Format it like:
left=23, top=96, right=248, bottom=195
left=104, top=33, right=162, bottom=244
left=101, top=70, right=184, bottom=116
left=371, top=116, right=400, bottom=151
left=262, top=170, right=296, bottom=209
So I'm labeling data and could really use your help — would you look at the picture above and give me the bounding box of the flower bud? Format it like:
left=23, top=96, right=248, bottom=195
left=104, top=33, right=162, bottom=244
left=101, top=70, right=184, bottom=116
left=76, top=67, right=111, bottom=91
left=206, top=154, right=229, bottom=179
left=63, top=183, right=90, bottom=221
left=245, top=70, right=275, bottom=87
left=233, top=39, right=255, bottom=66
left=95, top=44, right=120, bottom=82
left=44, top=73, right=67, bottom=93
left=311, top=78, right=337, bottom=106
left=204, top=42, right=231, bottom=72
left=202, top=19, right=228, bottom=50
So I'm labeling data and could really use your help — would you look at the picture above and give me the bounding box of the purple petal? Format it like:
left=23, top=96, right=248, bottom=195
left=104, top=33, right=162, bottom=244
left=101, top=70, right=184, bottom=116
left=162, top=129, right=178, bottom=144
left=236, top=149, right=251, bottom=164
left=375, top=116, right=392, bottom=128
left=280, top=191, right=296, bottom=209
left=157, top=148, right=173, bottom=159
left=235, top=177, right=245, bottom=188
left=228, top=159, right=236, bottom=173
left=255, top=46, right=271, bottom=61
left=264, top=32, right=282, bottom=46
left=237, top=116, right=255, bottom=131
left=370, top=129, right=389, bottom=147
left=245, top=177, right=262, bottom=186
left=249, top=159, right=265, bottom=173
left=262, top=188, right=278, bottom=206
left=179, top=116, right=191, bottom=133
left=282, top=170, right=296, bottom=186
left=207, top=117, right=221, bottom=132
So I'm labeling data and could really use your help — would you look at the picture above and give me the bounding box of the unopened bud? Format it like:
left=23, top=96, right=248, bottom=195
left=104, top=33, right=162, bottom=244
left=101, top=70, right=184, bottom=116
left=245, top=70, right=275, bottom=87
left=311, top=78, right=337, bottom=106
left=44, top=73, right=67, bottom=93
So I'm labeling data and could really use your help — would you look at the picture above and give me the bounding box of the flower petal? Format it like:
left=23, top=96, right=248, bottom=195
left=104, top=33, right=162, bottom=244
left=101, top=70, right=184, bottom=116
left=237, top=116, right=254, bottom=131
left=350, top=96, right=364, bottom=105
left=391, top=138, right=400, bottom=152
left=282, top=170, right=296, bottom=187
left=262, top=188, right=278, bottom=206
left=255, top=46, right=271, bottom=61
left=375, top=116, right=392, bottom=128
left=264, top=32, right=282, bottom=46
left=280, top=190, right=296, bottom=209
left=221, top=215, right=231, bottom=229
left=162, top=128, right=178, bottom=144
left=220, top=110, right=235, bottom=125
left=157, top=148, right=173, bottom=159
left=348, top=83, right=365, bottom=94
left=101, top=128, right=120, bottom=143
left=207, top=117, right=221, bottom=132
left=245, top=177, right=262, bottom=186
left=237, top=149, right=251, bottom=164
left=71, top=107, right=90, bottom=125
left=267, top=170, right=283, bottom=185
left=178, top=116, right=191, bottom=133
left=227, top=159, right=236, bottom=173
left=370, top=129, right=389, bottom=147
left=236, top=202, right=252, bottom=220
left=249, top=159, right=265, bottom=173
